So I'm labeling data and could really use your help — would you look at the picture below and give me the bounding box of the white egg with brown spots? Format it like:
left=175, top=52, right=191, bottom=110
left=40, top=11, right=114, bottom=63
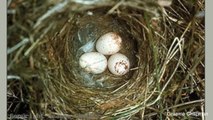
left=96, top=32, right=122, bottom=55
left=79, top=52, right=107, bottom=74
left=108, top=53, right=130, bottom=76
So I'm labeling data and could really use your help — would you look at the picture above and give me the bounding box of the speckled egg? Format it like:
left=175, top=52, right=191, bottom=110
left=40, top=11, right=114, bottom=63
left=107, top=53, right=130, bottom=76
left=79, top=52, right=107, bottom=74
left=96, top=32, right=122, bottom=55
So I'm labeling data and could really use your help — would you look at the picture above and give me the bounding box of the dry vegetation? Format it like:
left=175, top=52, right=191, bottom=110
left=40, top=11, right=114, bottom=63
left=7, top=0, right=205, bottom=119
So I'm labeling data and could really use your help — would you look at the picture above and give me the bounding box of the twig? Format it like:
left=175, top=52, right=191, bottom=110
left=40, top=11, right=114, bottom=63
left=158, top=0, right=172, bottom=7
left=24, top=23, right=53, bottom=56
left=7, top=38, right=29, bottom=55
left=72, top=0, right=103, bottom=5
left=30, top=107, right=38, bottom=120
left=148, top=37, right=184, bottom=107
left=107, top=0, right=124, bottom=14
left=201, top=101, right=204, bottom=120
left=163, top=99, right=204, bottom=110
left=111, top=81, right=129, bottom=94
left=177, top=0, right=190, bottom=15
left=33, top=0, right=68, bottom=29
left=7, top=75, right=21, bottom=80
left=124, top=1, right=159, bottom=16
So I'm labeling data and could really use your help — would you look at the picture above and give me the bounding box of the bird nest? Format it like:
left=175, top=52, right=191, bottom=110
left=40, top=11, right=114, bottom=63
left=7, top=0, right=205, bottom=119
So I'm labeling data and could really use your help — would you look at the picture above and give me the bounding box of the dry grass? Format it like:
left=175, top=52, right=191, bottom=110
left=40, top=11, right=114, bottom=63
left=7, top=0, right=205, bottom=119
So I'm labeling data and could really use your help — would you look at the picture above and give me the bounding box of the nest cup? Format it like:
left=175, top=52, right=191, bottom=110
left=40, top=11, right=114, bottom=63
left=71, top=15, right=139, bottom=88
left=41, top=6, right=163, bottom=119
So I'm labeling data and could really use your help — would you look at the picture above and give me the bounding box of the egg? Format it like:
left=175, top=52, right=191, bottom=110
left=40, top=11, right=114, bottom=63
left=79, top=52, right=107, bottom=74
left=108, top=53, right=130, bottom=76
left=96, top=32, right=122, bottom=55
